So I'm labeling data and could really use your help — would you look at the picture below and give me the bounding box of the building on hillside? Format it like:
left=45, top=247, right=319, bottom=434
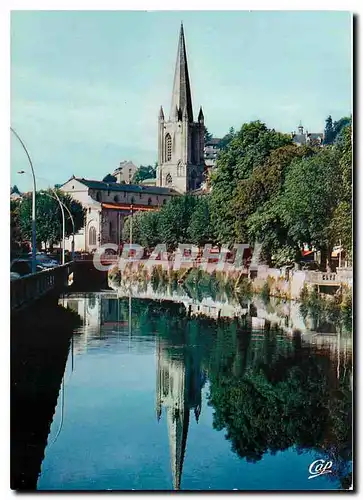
left=204, top=137, right=222, bottom=168
left=157, top=23, right=205, bottom=194
left=292, top=122, right=324, bottom=147
left=112, top=161, right=138, bottom=184
left=60, top=176, right=177, bottom=252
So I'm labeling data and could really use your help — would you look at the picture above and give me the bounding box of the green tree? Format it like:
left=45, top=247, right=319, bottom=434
left=323, top=115, right=335, bottom=145
left=210, top=121, right=292, bottom=244
left=11, top=199, right=27, bottom=254
left=158, top=194, right=198, bottom=249
left=132, top=165, right=156, bottom=184
left=333, top=116, right=351, bottom=145
left=18, top=189, right=85, bottom=250
left=11, top=185, right=21, bottom=195
left=187, top=196, right=214, bottom=246
left=232, top=144, right=317, bottom=264
left=102, top=173, right=117, bottom=183
left=204, top=127, right=213, bottom=143
left=330, top=124, right=352, bottom=256
left=280, top=148, right=342, bottom=270
left=218, top=126, right=236, bottom=150
left=122, top=211, right=143, bottom=244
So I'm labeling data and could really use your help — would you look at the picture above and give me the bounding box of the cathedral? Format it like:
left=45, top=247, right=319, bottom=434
left=157, top=24, right=205, bottom=194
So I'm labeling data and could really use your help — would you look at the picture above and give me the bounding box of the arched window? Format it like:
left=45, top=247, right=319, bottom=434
left=177, top=161, right=183, bottom=177
left=89, top=226, right=96, bottom=246
left=166, top=173, right=172, bottom=186
left=148, top=198, right=152, bottom=206
left=165, top=134, right=172, bottom=162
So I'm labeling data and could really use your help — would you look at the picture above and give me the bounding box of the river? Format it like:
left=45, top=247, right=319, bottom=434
left=11, top=288, right=352, bottom=491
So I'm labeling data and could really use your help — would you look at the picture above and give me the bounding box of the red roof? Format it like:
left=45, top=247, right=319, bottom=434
left=102, top=202, right=157, bottom=212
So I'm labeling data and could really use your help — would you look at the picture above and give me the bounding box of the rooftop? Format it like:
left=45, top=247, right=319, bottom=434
left=69, top=177, right=178, bottom=196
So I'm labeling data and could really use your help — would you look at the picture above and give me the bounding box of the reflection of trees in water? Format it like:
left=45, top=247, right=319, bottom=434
left=205, top=324, right=352, bottom=489
left=105, top=297, right=352, bottom=489
left=299, top=289, right=352, bottom=335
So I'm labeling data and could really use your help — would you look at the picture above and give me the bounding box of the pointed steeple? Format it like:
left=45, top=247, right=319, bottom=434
left=159, top=105, right=165, bottom=121
left=198, top=106, right=204, bottom=123
left=182, top=104, right=188, bottom=122
left=170, top=23, right=193, bottom=122
left=167, top=406, right=189, bottom=490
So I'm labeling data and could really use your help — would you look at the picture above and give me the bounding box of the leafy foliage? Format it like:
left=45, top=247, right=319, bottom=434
left=187, top=196, right=214, bottom=246
left=204, top=127, right=213, bottom=143
left=132, top=165, right=156, bottom=184
left=18, top=189, right=85, bottom=249
left=102, top=173, right=117, bottom=183
left=209, top=121, right=292, bottom=243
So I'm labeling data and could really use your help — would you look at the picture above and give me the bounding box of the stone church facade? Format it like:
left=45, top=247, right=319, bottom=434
left=157, top=24, right=205, bottom=193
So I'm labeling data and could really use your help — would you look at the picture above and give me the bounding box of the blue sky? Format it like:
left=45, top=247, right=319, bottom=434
left=11, top=10, right=352, bottom=191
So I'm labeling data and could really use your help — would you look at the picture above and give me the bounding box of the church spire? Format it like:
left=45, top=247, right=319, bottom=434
left=170, top=23, right=193, bottom=122
left=159, top=105, right=165, bottom=121
left=167, top=406, right=189, bottom=490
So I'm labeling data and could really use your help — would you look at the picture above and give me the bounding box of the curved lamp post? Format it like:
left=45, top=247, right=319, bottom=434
left=41, top=191, right=75, bottom=262
left=11, top=127, right=37, bottom=273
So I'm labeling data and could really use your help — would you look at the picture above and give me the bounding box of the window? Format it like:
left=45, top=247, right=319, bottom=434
left=109, top=221, right=112, bottom=237
left=114, top=195, right=119, bottom=202
left=139, top=193, right=142, bottom=199
left=165, top=133, right=172, bottom=161
left=163, top=199, right=167, bottom=205
left=131, top=197, right=135, bottom=204
left=148, top=198, right=152, bottom=206
left=89, top=227, right=97, bottom=246
left=96, top=191, right=101, bottom=202
left=166, top=173, right=172, bottom=186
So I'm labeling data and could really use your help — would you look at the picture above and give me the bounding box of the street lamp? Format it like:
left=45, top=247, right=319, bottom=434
left=16, top=167, right=75, bottom=263
left=51, top=189, right=65, bottom=265
left=11, top=127, right=37, bottom=273
left=40, top=191, right=75, bottom=263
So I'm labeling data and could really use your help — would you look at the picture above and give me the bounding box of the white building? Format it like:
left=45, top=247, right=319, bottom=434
left=60, top=176, right=177, bottom=252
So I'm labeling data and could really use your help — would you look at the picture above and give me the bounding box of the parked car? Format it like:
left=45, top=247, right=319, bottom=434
left=10, top=259, right=44, bottom=277
left=28, top=252, right=59, bottom=268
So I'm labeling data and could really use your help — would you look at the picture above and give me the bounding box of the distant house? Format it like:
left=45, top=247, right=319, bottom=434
left=204, top=138, right=222, bottom=168
left=292, top=123, right=324, bottom=147
left=112, top=161, right=138, bottom=184
left=60, top=176, right=178, bottom=252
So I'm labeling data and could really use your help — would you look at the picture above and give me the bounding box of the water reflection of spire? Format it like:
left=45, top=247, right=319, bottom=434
left=155, top=336, right=204, bottom=490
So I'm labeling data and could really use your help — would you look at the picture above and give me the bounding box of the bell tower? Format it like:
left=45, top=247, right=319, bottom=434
left=157, top=23, right=205, bottom=193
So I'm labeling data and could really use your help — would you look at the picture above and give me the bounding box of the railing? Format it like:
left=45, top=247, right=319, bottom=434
left=11, top=263, right=73, bottom=312
left=305, top=270, right=352, bottom=285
